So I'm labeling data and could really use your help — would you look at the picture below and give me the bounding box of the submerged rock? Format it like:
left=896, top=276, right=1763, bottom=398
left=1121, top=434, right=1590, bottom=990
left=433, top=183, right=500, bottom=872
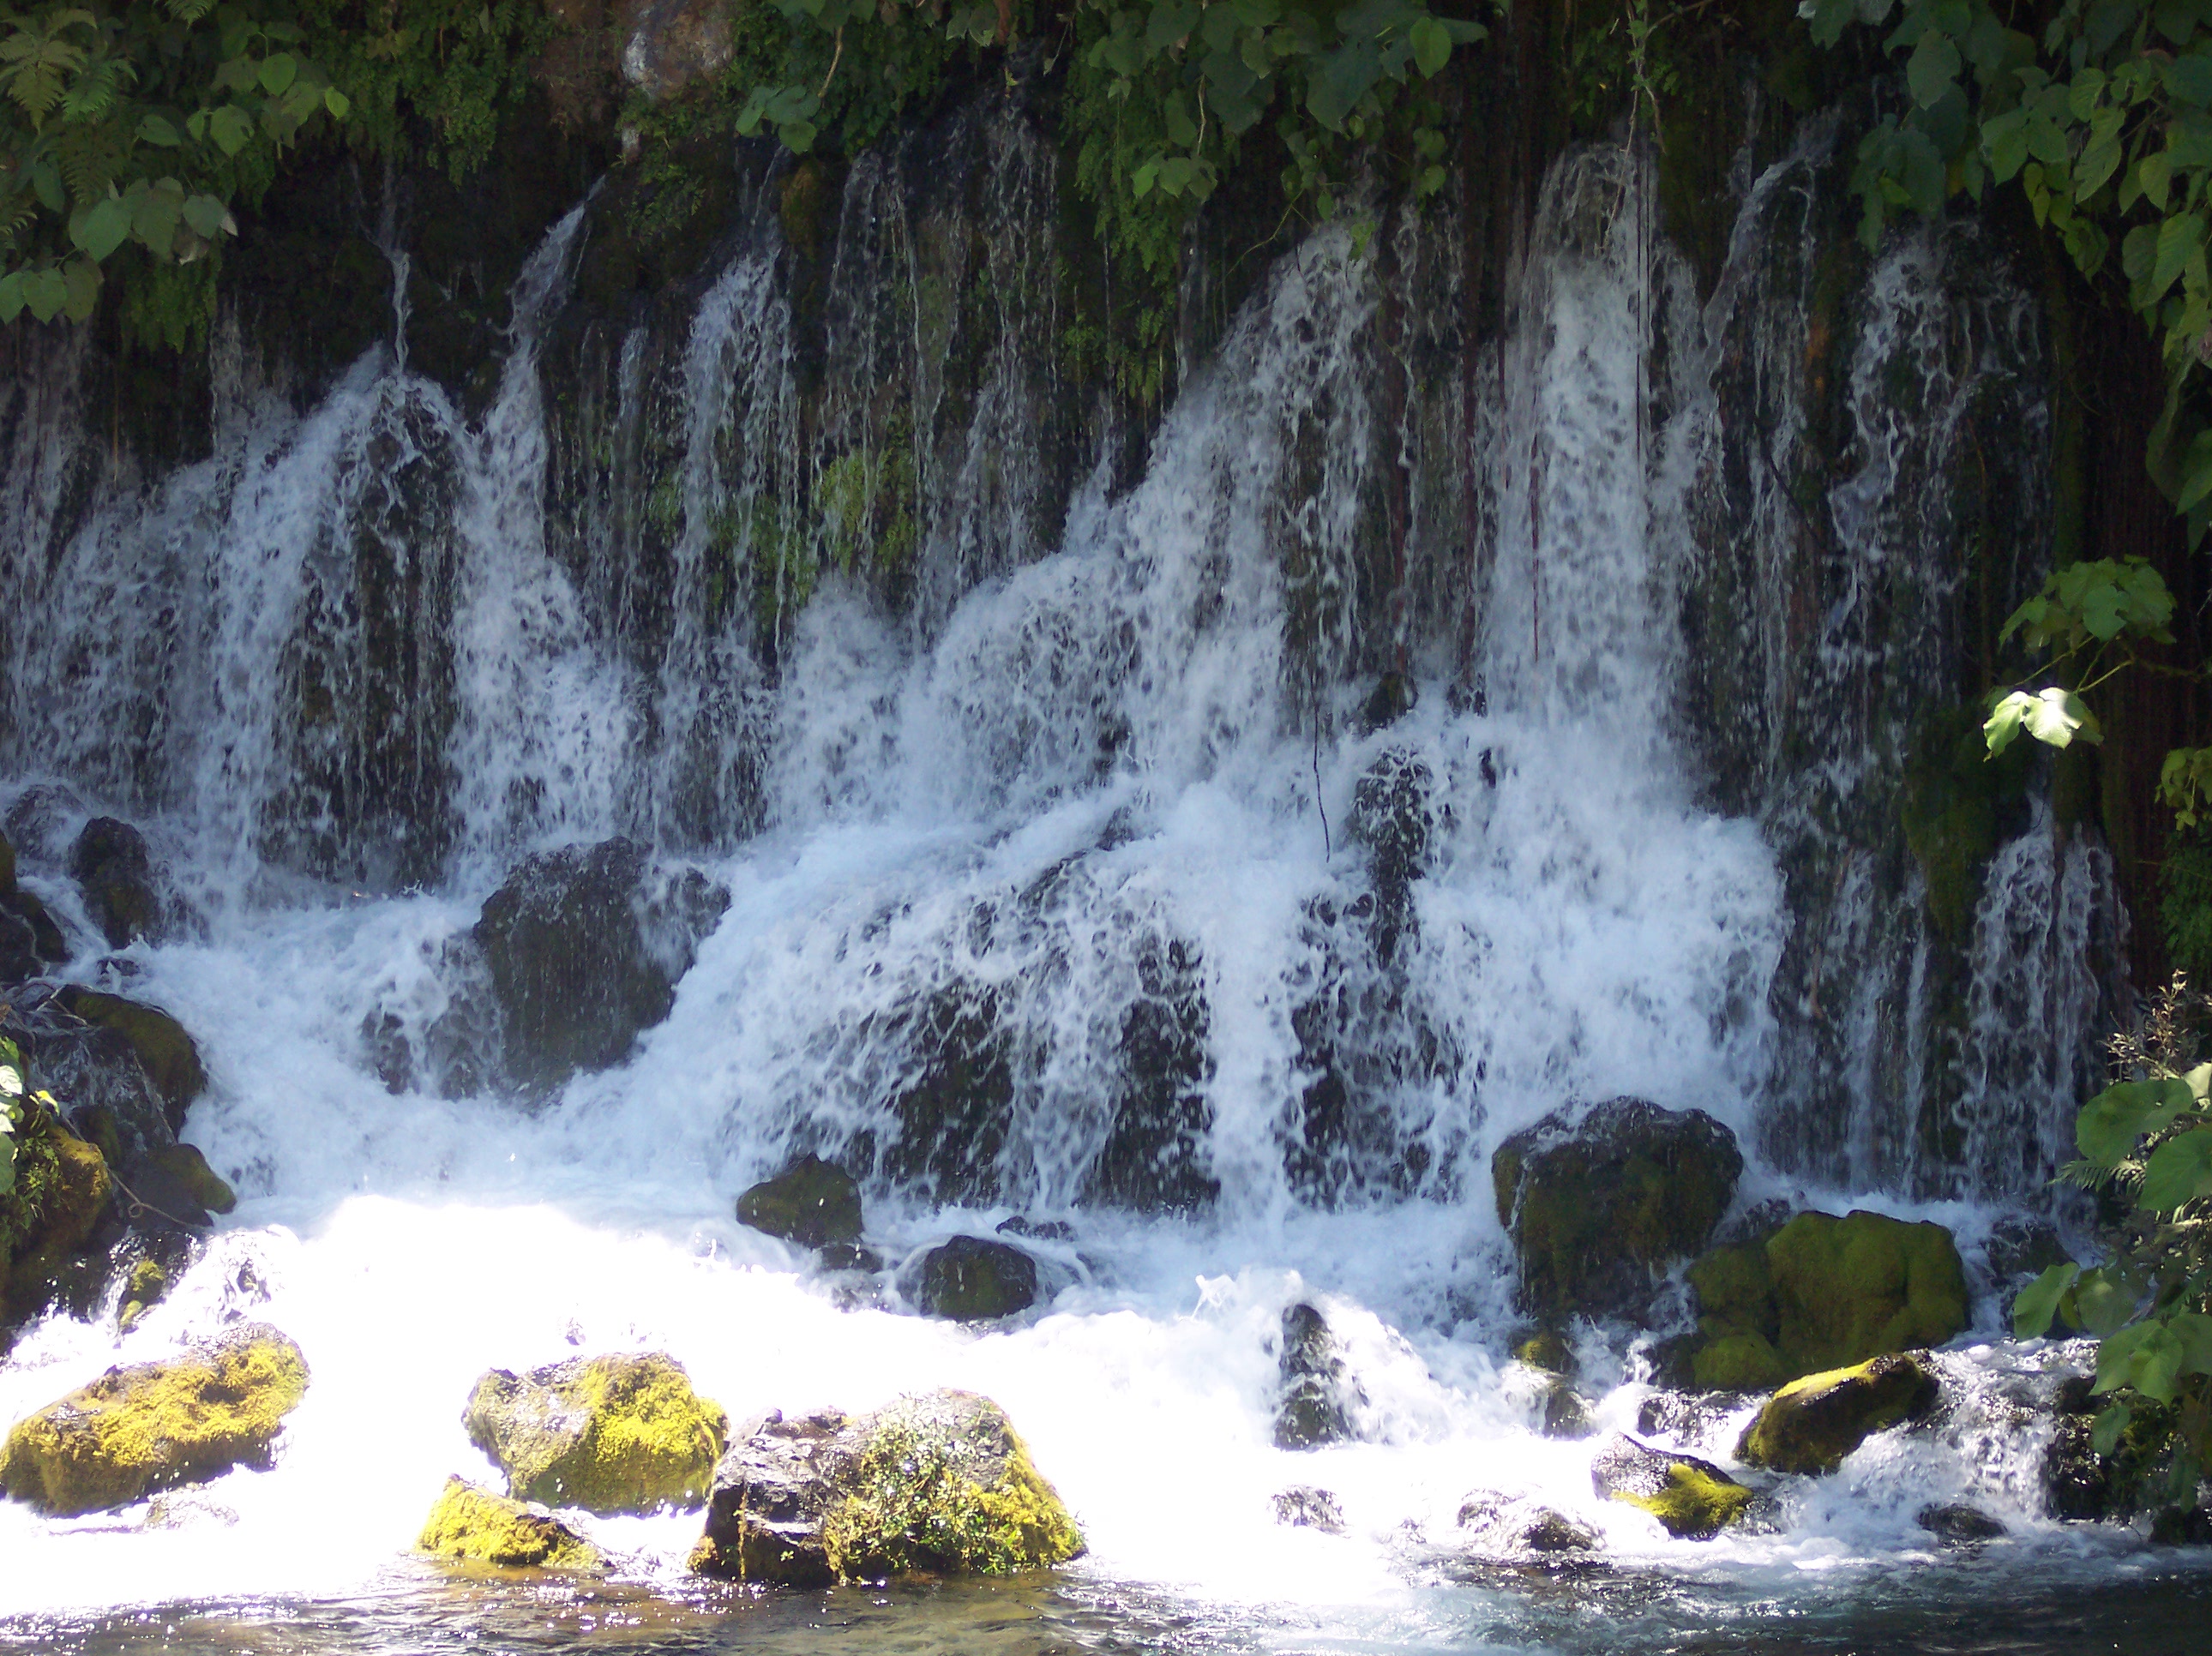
left=69, top=817, right=169, bottom=949
left=1491, top=1098, right=1743, bottom=1323
left=1085, top=935, right=1219, bottom=1212
left=0, top=1323, right=309, bottom=1514
left=911, top=1235, right=1038, bottom=1320
left=1737, top=1353, right=1939, bottom=1475
left=736, top=1155, right=863, bottom=1249
left=417, top=1475, right=602, bottom=1569
left=464, top=1351, right=728, bottom=1513
left=873, top=981, right=1015, bottom=1203
left=1272, top=1485, right=1346, bottom=1533
left=1274, top=1302, right=1366, bottom=1449
left=4, top=991, right=185, bottom=1161
left=1539, top=1382, right=1598, bottom=1441
left=1589, top=1433, right=1753, bottom=1539
left=1917, top=1501, right=2006, bottom=1543
left=689, top=1389, right=1083, bottom=1586
left=472, top=837, right=729, bottom=1092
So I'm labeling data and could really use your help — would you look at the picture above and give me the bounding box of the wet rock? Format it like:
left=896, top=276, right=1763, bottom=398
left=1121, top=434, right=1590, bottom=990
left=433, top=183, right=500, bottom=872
left=417, top=1476, right=602, bottom=1569
left=117, top=1252, right=177, bottom=1333
left=2151, top=1503, right=2212, bottom=1545
left=911, top=1235, right=1038, bottom=1320
left=1274, top=1302, right=1366, bottom=1449
left=1085, top=937, right=1218, bottom=1212
left=621, top=0, right=732, bottom=100
left=1917, top=1502, right=2006, bottom=1543
left=1456, top=1490, right=1602, bottom=1555
left=689, top=1389, right=1083, bottom=1586
left=472, top=837, right=729, bottom=1092
left=10, top=1009, right=177, bottom=1162
left=50, top=987, right=207, bottom=1129
left=875, top=981, right=1014, bottom=1203
left=0, top=1323, right=309, bottom=1514
left=1540, top=1382, right=1598, bottom=1441
left=996, top=1215, right=1073, bottom=1242
left=1491, top=1098, right=1743, bottom=1324
left=0, top=1113, right=111, bottom=1324
left=1512, top=1328, right=1576, bottom=1377
left=736, top=1155, right=864, bottom=1249
left=2041, top=1387, right=2185, bottom=1521
left=0, top=834, right=65, bottom=981
left=1348, top=748, right=1432, bottom=963
left=1272, top=1485, right=1345, bottom=1533
left=69, top=818, right=168, bottom=949
left=1358, top=672, right=1418, bottom=734
left=816, top=1242, right=885, bottom=1274
left=122, top=1143, right=237, bottom=1233
left=1737, top=1353, right=1940, bottom=1475
left=1634, top=1389, right=1752, bottom=1448
left=1589, top=1433, right=1753, bottom=1539
left=464, top=1351, right=728, bottom=1514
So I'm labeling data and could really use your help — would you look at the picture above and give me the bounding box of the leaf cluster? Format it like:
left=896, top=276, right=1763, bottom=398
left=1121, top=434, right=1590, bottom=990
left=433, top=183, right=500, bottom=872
left=1981, top=556, right=2177, bottom=754
left=0, top=1034, right=59, bottom=1197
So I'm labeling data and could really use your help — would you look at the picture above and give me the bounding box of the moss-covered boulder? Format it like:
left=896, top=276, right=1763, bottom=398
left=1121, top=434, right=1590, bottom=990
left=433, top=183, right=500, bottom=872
left=911, top=1234, right=1038, bottom=1320
left=416, top=1476, right=602, bottom=1569
left=464, top=1351, right=727, bottom=1514
left=1589, top=1433, right=1754, bottom=1539
left=1491, top=1098, right=1742, bottom=1323
left=1687, top=1210, right=1967, bottom=1385
left=0, top=1323, right=309, bottom=1514
left=736, top=1155, right=863, bottom=1248
left=1, top=1115, right=111, bottom=1322
left=69, top=817, right=169, bottom=949
left=52, top=987, right=207, bottom=1127
left=690, top=1389, right=1084, bottom=1586
left=129, top=1142, right=237, bottom=1227
left=1736, top=1353, right=1940, bottom=1474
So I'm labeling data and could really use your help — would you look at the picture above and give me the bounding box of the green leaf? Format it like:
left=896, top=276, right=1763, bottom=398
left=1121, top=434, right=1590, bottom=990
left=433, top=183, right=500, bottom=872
left=324, top=87, right=349, bottom=118
left=133, top=184, right=182, bottom=259
left=137, top=113, right=180, bottom=147
left=182, top=194, right=228, bottom=239
left=0, top=271, right=22, bottom=324
left=21, top=266, right=68, bottom=322
left=1908, top=32, right=1962, bottom=108
left=2099, top=1321, right=2187, bottom=1403
left=70, top=193, right=131, bottom=261
left=2173, top=1308, right=2212, bottom=1374
left=1147, top=1, right=1200, bottom=50
left=2014, top=1261, right=2082, bottom=1336
left=2091, top=1400, right=2132, bottom=1455
left=779, top=119, right=817, bottom=154
left=2078, top=1077, right=2196, bottom=1163
left=60, top=255, right=99, bottom=321
left=2153, top=212, right=2205, bottom=302
left=1409, top=15, right=1450, bottom=78
left=2073, top=1267, right=2143, bottom=1337
left=2138, top=1126, right=2212, bottom=1210
left=259, top=51, right=296, bottom=95
left=210, top=104, right=254, bottom=157
left=0, top=1132, right=12, bottom=1197
left=1984, top=108, right=2029, bottom=182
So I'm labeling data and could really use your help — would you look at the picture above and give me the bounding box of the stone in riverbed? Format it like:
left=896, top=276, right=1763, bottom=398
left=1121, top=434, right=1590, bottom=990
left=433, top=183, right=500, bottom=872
left=1274, top=1302, right=1366, bottom=1449
left=69, top=817, right=169, bottom=948
left=1456, top=1490, right=1602, bottom=1556
left=1272, top=1485, right=1345, bottom=1532
left=1589, top=1433, right=1753, bottom=1539
left=417, top=1476, right=602, bottom=1569
left=464, top=1351, right=728, bottom=1514
left=51, top=986, right=207, bottom=1128
left=1736, top=1353, right=1940, bottom=1475
left=912, top=1234, right=1038, bottom=1320
left=1, top=1115, right=112, bottom=1323
left=0, top=1323, right=308, bottom=1515
left=1917, top=1502, right=2006, bottom=1543
left=688, top=1389, right=1083, bottom=1585
left=736, top=1155, right=863, bottom=1249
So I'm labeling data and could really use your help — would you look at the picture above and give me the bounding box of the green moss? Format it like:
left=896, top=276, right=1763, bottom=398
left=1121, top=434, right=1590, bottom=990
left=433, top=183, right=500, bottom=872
left=1513, top=1329, right=1575, bottom=1377
left=1736, top=1353, right=1940, bottom=1475
left=117, top=1257, right=171, bottom=1334
left=417, top=1476, right=601, bottom=1569
left=1692, top=1330, right=1790, bottom=1393
left=1613, top=1461, right=1756, bottom=1539
left=54, top=987, right=209, bottom=1119
left=144, top=1143, right=237, bottom=1217
left=1764, top=1210, right=1968, bottom=1376
left=2160, top=837, right=2212, bottom=987
left=1, top=1120, right=112, bottom=1321
left=819, top=1408, right=1085, bottom=1581
left=465, top=1352, right=728, bottom=1514
left=0, top=1325, right=309, bottom=1515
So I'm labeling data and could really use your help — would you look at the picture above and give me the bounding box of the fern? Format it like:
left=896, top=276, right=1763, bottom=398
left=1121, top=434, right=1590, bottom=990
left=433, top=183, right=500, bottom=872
left=57, top=50, right=130, bottom=124
left=55, top=115, right=122, bottom=204
left=0, top=9, right=96, bottom=129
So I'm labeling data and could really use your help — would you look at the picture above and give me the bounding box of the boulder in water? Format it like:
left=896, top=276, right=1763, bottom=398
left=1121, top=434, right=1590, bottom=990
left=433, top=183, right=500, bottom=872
left=1736, top=1353, right=1940, bottom=1474
left=1917, top=1501, right=2006, bottom=1543
left=1589, top=1433, right=1753, bottom=1539
left=3, top=992, right=179, bottom=1163
left=1491, top=1098, right=1743, bottom=1323
left=417, top=1475, right=602, bottom=1569
left=0, top=1323, right=309, bottom=1514
left=472, top=837, right=729, bottom=1092
left=125, top=1142, right=237, bottom=1229
left=1274, top=1302, right=1366, bottom=1449
left=875, top=981, right=1014, bottom=1203
left=736, top=1155, right=863, bottom=1249
left=1456, top=1490, right=1602, bottom=1555
left=1, top=1113, right=111, bottom=1323
left=51, top=987, right=207, bottom=1129
left=69, top=817, right=168, bottom=949
left=464, top=1351, right=728, bottom=1513
left=1272, top=1485, right=1346, bottom=1532
left=689, top=1389, right=1083, bottom=1585
left=911, top=1234, right=1038, bottom=1320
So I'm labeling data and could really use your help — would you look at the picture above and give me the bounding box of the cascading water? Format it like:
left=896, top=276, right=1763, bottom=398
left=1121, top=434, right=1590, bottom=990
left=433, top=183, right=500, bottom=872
left=0, top=98, right=2192, bottom=1650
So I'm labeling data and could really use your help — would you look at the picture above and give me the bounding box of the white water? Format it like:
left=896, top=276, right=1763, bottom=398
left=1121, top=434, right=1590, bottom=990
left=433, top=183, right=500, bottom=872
left=0, top=147, right=2175, bottom=1637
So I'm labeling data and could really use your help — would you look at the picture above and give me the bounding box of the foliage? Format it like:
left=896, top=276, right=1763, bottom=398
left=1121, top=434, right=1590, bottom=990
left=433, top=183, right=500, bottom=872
left=1979, top=555, right=2183, bottom=765
left=2017, top=974, right=2212, bottom=1509
left=0, top=1035, right=61, bottom=1199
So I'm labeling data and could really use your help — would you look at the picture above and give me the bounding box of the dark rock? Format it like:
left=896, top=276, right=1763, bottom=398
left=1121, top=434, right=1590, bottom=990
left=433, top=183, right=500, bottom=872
left=912, top=1235, right=1038, bottom=1320
left=2042, top=1392, right=2184, bottom=1521
left=69, top=818, right=167, bottom=949
left=1540, top=1383, right=1597, bottom=1441
left=1917, top=1502, right=2006, bottom=1543
left=1492, top=1097, right=1743, bottom=1324
left=1275, top=1302, right=1366, bottom=1449
left=1084, top=937, right=1218, bottom=1211
left=2151, top=1503, right=2212, bottom=1545
left=690, top=1389, right=1082, bottom=1585
left=736, top=1155, right=864, bottom=1249
left=1272, top=1485, right=1346, bottom=1533
left=1358, top=672, right=1417, bottom=733
left=622, top=0, right=733, bottom=100
left=2043, top=1413, right=2113, bottom=1521
left=814, top=1242, right=884, bottom=1274
left=995, top=1215, right=1073, bottom=1241
left=6, top=1007, right=176, bottom=1161
left=472, top=837, right=729, bottom=1091
left=1590, top=1433, right=1753, bottom=1539
left=1347, top=748, right=1432, bottom=963
left=0, top=834, right=65, bottom=979
left=51, top=987, right=206, bottom=1129
left=1512, top=1328, right=1576, bottom=1377
left=1456, top=1491, right=1602, bottom=1555
left=1737, top=1353, right=1940, bottom=1475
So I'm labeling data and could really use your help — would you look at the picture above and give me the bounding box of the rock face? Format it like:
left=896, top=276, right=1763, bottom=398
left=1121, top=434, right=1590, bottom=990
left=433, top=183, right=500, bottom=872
left=472, top=837, right=729, bottom=1091
left=912, top=1235, right=1038, bottom=1320
left=464, top=1352, right=728, bottom=1513
left=417, top=1476, right=602, bottom=1569
left=1688, top=1210, right=1968, bottom=1388
left=736, top=1155, right=864, bottom=1249
left=1274, top=1302, right=1366, bottom=1449
left=1736, top=1353, right=1940, bottom=1475
left=1589, top=1433, right=1753, bottom=1539
left=690, top=1389, right=1084, bottom=1586
left=69, top=817, right=169, bottom=948
left=0, top=1324, right=309, bottom=1514
left=620, top=0, right=732, bottom=99
left=1917, top=1502, right=2005, bottom=1542
left=1491, top=1098, right=1743, bottom=1323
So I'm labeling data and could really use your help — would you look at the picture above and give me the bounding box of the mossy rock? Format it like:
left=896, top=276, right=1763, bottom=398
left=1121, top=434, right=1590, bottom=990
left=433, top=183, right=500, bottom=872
left=53, top=987, right=207, bottom=1127
left=134, top=1142, right=237, bottom=1222
left=1589, top=1433, right=1754, bottom=1540
left=465, top=1351, right=727, bottom=1514
left=1692, top=1330, right=1790, bottom=1393
left=1737, top=1353, right=1940, bottom=1475
left=0, top=1323, right=308, bottom=1514
left=417, top=1476, right=602, bottom=1569
left=912, top=1235, right=1038, bottom=1321
left=692, top=1389, right=1084, bottom=1586
left=117, top=1256, right=171, bottom=1334
left=736, top=1155, right=863, bottom=1248
left=1512, top=1328, right=1576, bottom=1377
left=1, top=1117, right=112, bottom=1322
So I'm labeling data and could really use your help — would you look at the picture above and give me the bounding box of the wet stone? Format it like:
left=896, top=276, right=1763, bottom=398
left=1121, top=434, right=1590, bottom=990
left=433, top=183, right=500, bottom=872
left=1274, top=1302, right=1366, bottom=1449
left=736, top=1155, right=864, bottom=1249
left=912, top=1234, right=1038, bottom=1320
left=1272, top=1485, right=1346, bottom=1533
left=1916, top=1502, right=2006, bottom=1544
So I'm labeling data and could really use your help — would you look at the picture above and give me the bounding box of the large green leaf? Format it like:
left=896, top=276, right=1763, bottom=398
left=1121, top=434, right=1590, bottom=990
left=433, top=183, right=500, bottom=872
left=2096, top=1320, right=2187, bottom=1403
left=1908, top=31, right=1961, bottom=106
left=2012, top=1260, right=2081, bottom=1336
left=2138, top=1126, right=2212, bottom=1211
left=69, top=193, right=131, bottom=261
left=2077, top=1077, right=2196, bottom=1163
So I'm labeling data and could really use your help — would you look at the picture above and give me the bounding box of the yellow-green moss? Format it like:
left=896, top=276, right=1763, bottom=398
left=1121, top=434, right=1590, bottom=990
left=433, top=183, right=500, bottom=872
left=117, top=1257, right=171, bottom=1333
left=1736, top=1353, right=1940, bottom=1475
left=1513, top=1329, right=1574, bottom=1377
left=0, top=1324, right=308, bottom=1515
left=143, top=1143, right=236, bottom=1216
left=465, top=1352, right=728, bottom=1514
left=53, top=987, right=207, bottom=1117
left=819, top=1409, right=1084, bottom=1580
left=1692, top=1329, right=1790, bottom=1392
left=1611, top=1461, right=1756, bottom=1539
left=1, top=1121, right=112, bottom=1320
left=417, top=1476, right=601, bottom=1569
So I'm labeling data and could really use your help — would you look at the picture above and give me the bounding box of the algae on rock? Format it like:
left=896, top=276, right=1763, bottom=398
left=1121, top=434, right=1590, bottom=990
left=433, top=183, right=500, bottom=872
left=1737, top=1353, right=1941, bottom=1475
left=416, top=1475, right=603, bottom=1569
left=465, top=1351, right=728, bottom=1514
left=0, top=1323, right=309, bottom=1515
left=1589, top=1433, right=1755, bottom=1539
